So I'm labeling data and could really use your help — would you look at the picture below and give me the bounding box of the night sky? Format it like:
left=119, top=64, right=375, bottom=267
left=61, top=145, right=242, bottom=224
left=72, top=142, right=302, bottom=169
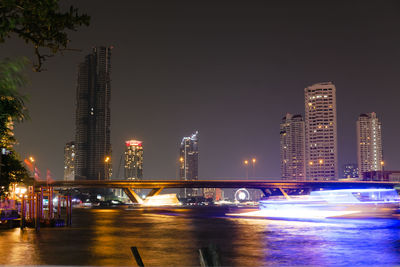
left=1, top=0, right=400, bottom=180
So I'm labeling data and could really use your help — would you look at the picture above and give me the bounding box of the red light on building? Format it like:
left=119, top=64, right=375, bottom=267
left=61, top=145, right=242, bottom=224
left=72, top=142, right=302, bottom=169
left=125, top=140, right=143, bottom=147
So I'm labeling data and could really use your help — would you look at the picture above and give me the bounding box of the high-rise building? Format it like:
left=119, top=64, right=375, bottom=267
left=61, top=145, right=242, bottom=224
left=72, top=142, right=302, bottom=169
left=114, top=139, right=144, bottom=199
left=64, top=141, right=75, bottom=181
left=124, top=140, right=143, bottom=180
left=357, top=112, right=383, bottom=176
left=304, top=82, right=338, bottom=180
left=75, top=46, right=112, bottom=180
left=342, top=163, right=359, bottom=179
left=179, top=131, right=199, bottom=197
left=280, top=113, right=305, bottom=180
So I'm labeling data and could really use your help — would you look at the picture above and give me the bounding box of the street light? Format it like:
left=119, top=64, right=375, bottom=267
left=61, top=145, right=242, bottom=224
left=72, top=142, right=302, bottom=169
left=29, top=156, right=36, bottom=178
left=243, top=160, right=249, bottom=180
left=319, top=159, right=324, bottom=180
left=252, top=158, right=256, bottom=178
left=105, top=156, right=111, bottom=180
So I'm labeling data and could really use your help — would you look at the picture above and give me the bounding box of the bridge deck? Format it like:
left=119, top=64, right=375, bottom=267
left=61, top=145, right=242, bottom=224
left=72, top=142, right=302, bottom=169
left=34, top=180, right=399, bottom=190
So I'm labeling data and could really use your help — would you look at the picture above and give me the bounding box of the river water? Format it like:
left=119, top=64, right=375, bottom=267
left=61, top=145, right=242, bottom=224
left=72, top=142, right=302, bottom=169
left=1, top=206, right=400, bottom=266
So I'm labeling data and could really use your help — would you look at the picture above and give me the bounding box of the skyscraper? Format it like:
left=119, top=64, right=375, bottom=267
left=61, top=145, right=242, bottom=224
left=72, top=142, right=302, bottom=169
left=280, top=113, right=305, bottom=180
left=304, top=82, right=338, bottom=180
left=64, top=141, right=75, bottom=181
left=124, top=140, right=144, bottom=180
left=113, top=139, right=144, bottom=199
left=75, top=46, right=112, bottom=180
left=357, top=112, right=383, bottom=176
left=179, top=131, right=199, bottom=197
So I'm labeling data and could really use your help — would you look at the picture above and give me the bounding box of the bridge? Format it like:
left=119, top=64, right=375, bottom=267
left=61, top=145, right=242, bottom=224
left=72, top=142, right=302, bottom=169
left=34, top=179, right=400, bottom=204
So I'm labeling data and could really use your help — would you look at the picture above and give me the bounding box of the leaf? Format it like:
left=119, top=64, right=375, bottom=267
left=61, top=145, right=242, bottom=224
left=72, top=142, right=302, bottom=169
left=0, top=0, right=90, bottom=71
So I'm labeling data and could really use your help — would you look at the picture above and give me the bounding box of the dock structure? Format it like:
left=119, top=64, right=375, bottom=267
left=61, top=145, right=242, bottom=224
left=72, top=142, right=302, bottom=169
left=2, top=184, right=73, bottom=229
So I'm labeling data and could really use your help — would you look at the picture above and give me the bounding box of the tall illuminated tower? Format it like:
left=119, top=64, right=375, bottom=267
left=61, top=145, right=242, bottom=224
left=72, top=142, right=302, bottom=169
left=357, top=112, right=383, bottom=176
left=179, top=131, right=199, bottom=197
left=64, top=141, right=75, bottom=181
left=280, top=113, right=305, bottom=180
left=75, top=46, right=112, bottom=180
left=124, top=140, right=143, bottom=180
left=304, top=82, right=338, bottom=180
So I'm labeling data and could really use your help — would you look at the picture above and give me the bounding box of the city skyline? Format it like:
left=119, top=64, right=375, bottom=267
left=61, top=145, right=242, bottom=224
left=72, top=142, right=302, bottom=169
left=1, top=1, right=400, bottom=179
left=2, top=2, right=400, bottom=267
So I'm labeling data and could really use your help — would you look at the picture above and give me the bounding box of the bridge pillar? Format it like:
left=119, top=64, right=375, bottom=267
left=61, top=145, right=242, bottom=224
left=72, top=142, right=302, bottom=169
left=147, top=187, right=165, bottom=198
left=278, top=188, right=290, bottom=200
left=260, top=188, right=272, bottom=198
left=123, top=188, right=144, bottom=204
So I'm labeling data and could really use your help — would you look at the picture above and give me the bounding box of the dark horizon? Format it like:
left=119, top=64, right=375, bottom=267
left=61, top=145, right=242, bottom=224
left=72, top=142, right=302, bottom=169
left=1, top=0, right=400, bottom=180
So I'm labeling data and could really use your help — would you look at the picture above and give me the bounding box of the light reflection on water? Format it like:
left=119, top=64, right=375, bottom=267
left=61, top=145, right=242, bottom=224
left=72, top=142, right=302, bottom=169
left=0, top=207, right=399, bottom=266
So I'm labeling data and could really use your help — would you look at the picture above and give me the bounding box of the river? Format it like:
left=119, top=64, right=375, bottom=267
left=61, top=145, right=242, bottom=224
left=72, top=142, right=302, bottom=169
left=1, top=206, right=400, bottom=266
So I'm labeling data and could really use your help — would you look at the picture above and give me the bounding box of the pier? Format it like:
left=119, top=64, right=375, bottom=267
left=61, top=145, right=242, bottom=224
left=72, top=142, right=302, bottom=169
left=1, top=184, right=72, bottom=229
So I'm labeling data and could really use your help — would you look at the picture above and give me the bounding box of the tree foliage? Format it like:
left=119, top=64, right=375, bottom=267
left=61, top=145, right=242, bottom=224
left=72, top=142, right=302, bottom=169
left=0, top=152, right=30, bottom=196
left=0, top=58, right=30, bottom=196
left=0, top=0, right=90, bottom=72
left=0, top=58, right=28, bottom=143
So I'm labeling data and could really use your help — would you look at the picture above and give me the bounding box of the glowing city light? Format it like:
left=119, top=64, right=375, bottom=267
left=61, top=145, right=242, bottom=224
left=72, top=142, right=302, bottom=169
left=142, top=194, right=180, bottom=206
left=125, top=140, right=143, bottom=147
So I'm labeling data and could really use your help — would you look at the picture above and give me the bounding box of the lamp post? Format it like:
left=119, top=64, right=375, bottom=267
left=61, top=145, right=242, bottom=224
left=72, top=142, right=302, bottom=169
left=380, top=160, right=385, bottom=181
left=177, top=157, right=184, bottom=179
left=244, top=160, right=249, bottom=180
left=252, top=158, right=256, bottom=178
left=29, top=156, right=36, bottom=178
left=105, top=156, right=110, bottom=180
left=309, top=161, right=313, bottom=180
left=319, top=159, right=324, bottom=180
